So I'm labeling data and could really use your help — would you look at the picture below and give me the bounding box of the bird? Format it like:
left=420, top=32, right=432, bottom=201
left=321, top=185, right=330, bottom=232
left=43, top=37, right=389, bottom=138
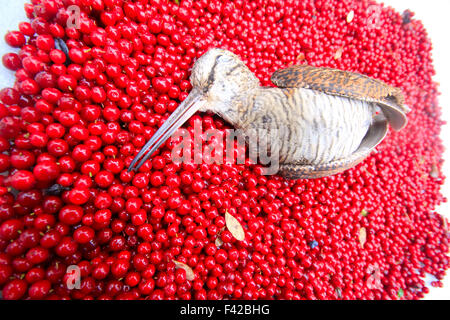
left=128, top=48, right=410, bottom=179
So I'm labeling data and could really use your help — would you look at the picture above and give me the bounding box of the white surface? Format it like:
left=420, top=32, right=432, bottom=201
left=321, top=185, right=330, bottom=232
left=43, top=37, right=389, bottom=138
left=383, top=0, right=450, bottom=301
left=0, top=1, right=27, bottom=89
left=0, top=0, right=448, bottom=300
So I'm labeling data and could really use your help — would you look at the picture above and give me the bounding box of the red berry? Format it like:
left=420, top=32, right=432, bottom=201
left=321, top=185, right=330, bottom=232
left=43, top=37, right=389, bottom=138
left=5, top=31, right=26, bottom=48
left=2, top=279, right=27, bottom=300
left=28, top=280, right=51, bottom=299
left=59, top=205, right=83, bottom=225
left=0, top=88, right=20, bottom=105
left=0, top=0, right=447, bottom=301
left=33, top=161, right=60, bottom=182
left=2, top=53, right=22, bottom=70
left=10, top=170, right=36, bottom=191
left=73, top=226, right=95, bottom=244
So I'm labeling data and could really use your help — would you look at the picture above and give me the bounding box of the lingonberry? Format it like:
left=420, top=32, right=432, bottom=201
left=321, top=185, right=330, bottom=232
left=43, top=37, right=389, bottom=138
left=0, top=0, right=448, bottom=301
left=74, top=226, right=95, bottom=244
left=2, top=279, right=27, bottom=300
left=2, top=53, right=22, bottom=71
left=54, top=236, right=78, bottom=257
left=28, top=280, right=51, bottom=299
left=4, top=31, right=26, bottom=48
left=47, top=139, right=69, bottom=156
left=0, top=88, right=20, bottom=105
left=59, top=205, right=84, bottom=225
left=68, top=188, right=90, bottom=205
left=18, top=22, right=34, bottom=37
left=33, top=161, right=60, bottom=182
left=25, top=246, right=49, bottom=265
left=22, top=56, right=44, bottom=75
left=9, top=170, right=36, bottom=191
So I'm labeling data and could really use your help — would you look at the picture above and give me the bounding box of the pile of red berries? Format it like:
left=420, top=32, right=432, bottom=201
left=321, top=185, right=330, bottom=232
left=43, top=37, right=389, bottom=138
left=0, top=0, right=448, bottom=300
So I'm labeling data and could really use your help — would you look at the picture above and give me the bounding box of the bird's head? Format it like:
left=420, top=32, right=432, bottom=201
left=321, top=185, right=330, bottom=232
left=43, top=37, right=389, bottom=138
left=128, top=48, right=260, bottom=171
left=189, top=48, right=260, bottom=112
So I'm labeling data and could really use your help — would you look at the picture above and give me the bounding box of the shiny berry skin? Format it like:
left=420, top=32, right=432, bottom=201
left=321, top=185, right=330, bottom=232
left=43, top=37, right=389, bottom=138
left=19, top=22, right=34, bottom=37
left=10, top=150, right=35, bottom=169
left=68, top=188, right=90, bottom=205
left=26, top=247, right=49, bottom=265
left=58, top=205, right=83, bottom=225
left=73, top=226, right=95, bottom=244
left=10, top=170, right=36, bottom=191
left=2, top=279, right=27, bottom=300
left=111, top=259, right=130, bottom=278
left=2, top=53, right=22, bottom=70
left=54, top=236, right=78, bottom=257
left=28, top=280, right=51, bottom=299
left=33, top=161, right=60, bottom=182
left=47, top=139, right=69, bottom=157
left=0, top=116, right=20, bottom=139
left=5, top=31, right=26, bottom=48
left=22, top=56, right=43, bottom=75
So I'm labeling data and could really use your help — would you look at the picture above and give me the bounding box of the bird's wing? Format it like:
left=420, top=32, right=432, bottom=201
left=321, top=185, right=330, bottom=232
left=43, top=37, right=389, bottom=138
left=271, top=64, right=409, bottom=131
left=279, top=118, right=389, bottom=179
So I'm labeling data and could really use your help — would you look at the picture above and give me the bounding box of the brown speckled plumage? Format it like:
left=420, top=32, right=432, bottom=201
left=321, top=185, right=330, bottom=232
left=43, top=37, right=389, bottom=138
left=129, top=48, right=409, bottom=179
left=271, top=64, right=409, bottom=131
left=278, top=119, right=388, bottom=179
left=272, top=64, right=405, bottom=105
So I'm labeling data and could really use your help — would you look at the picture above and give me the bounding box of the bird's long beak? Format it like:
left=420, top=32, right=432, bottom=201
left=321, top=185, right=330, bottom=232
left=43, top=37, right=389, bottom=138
left=128, top=90, right=206, bottom=171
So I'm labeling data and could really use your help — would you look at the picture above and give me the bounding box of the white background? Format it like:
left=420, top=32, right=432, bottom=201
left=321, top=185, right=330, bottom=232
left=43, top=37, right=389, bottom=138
left=0, top=0, right=448, bottom=299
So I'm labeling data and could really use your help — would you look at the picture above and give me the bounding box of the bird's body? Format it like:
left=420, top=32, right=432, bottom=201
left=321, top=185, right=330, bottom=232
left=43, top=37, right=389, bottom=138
left=129, top=48, right=409, bottom=179
left=227, top=87, right=375, bottom=165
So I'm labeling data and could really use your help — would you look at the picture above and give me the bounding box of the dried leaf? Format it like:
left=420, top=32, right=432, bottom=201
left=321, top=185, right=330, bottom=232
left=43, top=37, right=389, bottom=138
left=225, top=211, right=245, bottom=241
left=334, top=46, right=344, bottom=60
left=335, top=287, right=342, bottom=299
left=215, top=227, right=225, bottom=247
left=361, top=209, right=369, bottom=217
left=296, top=52, right=305, bottom=61
left=430, top=163, right=439, bottom=178
left=346, top=10, right=355, bottom=23
left=173, top=260, right=195, bottom=281
left=215, top=237, right=223, bottom=247
left=442, top=215, right=448, bottom=232
left=404, top=212, right=412, bottom=225
left=359, top=227, right=367, bottom=247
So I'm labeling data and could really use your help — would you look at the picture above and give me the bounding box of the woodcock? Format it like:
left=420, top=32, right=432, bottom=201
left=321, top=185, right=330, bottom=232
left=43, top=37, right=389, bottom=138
left=128, top=48, right=410, bottom=179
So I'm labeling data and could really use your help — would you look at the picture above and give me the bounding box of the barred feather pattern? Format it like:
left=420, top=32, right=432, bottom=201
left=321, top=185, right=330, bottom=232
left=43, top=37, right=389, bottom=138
left=234, top=87, right=377, bottom=166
